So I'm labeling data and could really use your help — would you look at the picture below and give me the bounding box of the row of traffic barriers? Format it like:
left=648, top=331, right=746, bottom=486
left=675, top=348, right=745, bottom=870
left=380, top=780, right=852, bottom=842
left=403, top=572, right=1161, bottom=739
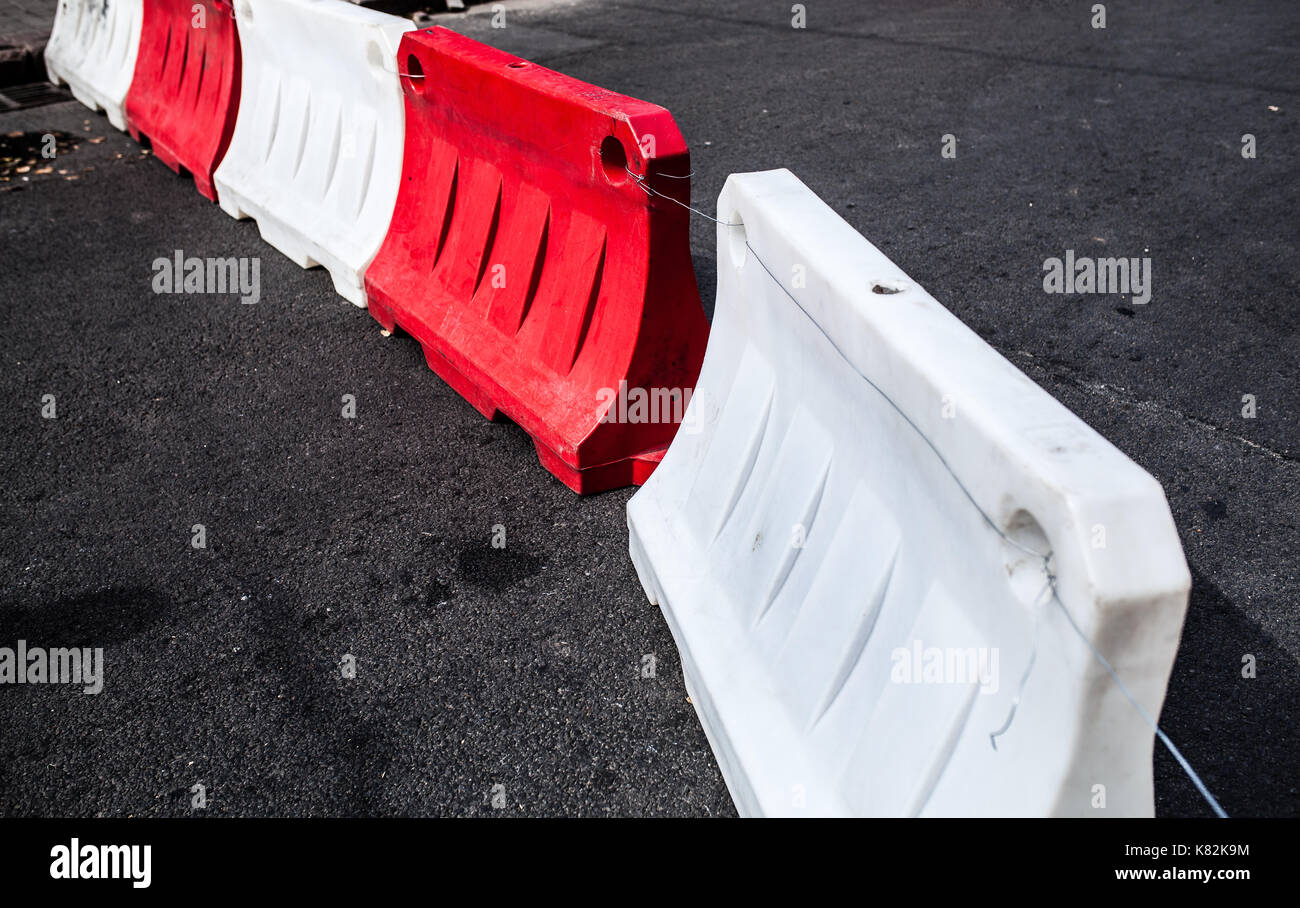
left=43, top=2, right=1194, bottom=816
left=46, top=0, right=707, bottom=493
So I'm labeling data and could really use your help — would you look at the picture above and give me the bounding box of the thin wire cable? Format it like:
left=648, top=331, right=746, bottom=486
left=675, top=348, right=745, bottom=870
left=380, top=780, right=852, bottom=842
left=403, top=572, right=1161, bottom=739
left=989, top=576, right=1049, bottom=750
left=650, top=180, right=1227, bottom=817
left=1049, top=576, right=1229, bottom=818
left=743, top=236, right=1052, bottom=562
left=625, top=168, right=741, bottom=225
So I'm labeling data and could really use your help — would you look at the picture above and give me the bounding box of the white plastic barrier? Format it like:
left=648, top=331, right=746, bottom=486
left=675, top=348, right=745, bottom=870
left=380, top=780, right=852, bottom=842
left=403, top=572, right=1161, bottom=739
left=44, top=0, right=143, bottom=132
left=627, top=169, right=1191, bottom=817
left=213, top=0, right=412, bottom=306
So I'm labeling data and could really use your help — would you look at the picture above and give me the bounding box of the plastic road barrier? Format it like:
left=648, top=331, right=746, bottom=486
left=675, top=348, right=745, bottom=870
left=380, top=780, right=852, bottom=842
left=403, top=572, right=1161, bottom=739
left=125, top=0, right=241, bottom=202
left=364, top=27, right=709, bottom=495
left=212, top=0, right=413, bottom=305
left=626, top=169, right=1191, bottom=817
left=45, top=0, right=144, bottom=131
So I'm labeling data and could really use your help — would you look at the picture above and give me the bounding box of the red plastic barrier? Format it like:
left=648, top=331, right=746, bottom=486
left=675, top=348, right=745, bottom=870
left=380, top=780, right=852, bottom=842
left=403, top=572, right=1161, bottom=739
left=366, top=27, right=709, bottom=494
left=125, top=0, right=241, bottom=201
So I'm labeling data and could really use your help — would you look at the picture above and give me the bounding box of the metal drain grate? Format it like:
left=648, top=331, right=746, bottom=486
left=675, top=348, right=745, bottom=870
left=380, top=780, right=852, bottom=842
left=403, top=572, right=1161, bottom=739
left=0, top=81, right=71, bottom=111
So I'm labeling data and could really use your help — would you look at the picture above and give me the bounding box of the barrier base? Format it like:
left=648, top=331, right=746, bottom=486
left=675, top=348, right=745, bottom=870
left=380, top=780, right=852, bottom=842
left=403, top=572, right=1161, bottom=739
left=533, top=443, right=662, bottom=496
left=128, top=125, right=218, bottom=202
left=372, top=299, right=664, bottom=494
left=219, top=192, right=367, bottom=306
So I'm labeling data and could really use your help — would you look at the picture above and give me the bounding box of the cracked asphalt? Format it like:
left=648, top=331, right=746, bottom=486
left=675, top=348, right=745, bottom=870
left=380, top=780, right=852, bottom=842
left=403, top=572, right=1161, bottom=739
left=0, top=0, right=1296, bottom=817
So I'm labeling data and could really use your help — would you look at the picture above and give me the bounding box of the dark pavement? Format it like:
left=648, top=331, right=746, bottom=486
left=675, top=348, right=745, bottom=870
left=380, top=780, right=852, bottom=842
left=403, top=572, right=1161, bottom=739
left=0, top=0, right=1296, bottom=817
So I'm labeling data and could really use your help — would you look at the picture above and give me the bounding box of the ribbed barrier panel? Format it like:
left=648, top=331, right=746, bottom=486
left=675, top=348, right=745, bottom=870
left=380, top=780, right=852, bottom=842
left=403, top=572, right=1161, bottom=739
left=212, top=0, right=412, bottom=305
left=364, top=27, right=709, bottom=494
left=45, top=0, right=144, bottom=131
left=626, top=169, right=1191, bottom=817
left=125, top=0, right=241, bottom=202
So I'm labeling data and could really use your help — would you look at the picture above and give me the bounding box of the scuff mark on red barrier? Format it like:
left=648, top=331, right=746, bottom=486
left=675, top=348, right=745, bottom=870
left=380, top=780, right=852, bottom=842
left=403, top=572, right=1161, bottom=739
left=365, top=27, right=709, bottom=494
left=125, top=0, right=241, bottom=202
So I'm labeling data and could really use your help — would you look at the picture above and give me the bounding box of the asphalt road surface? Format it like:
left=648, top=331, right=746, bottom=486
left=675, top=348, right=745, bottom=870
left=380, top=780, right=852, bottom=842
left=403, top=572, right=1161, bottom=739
left=1, top=0, right=1296, bottom=817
